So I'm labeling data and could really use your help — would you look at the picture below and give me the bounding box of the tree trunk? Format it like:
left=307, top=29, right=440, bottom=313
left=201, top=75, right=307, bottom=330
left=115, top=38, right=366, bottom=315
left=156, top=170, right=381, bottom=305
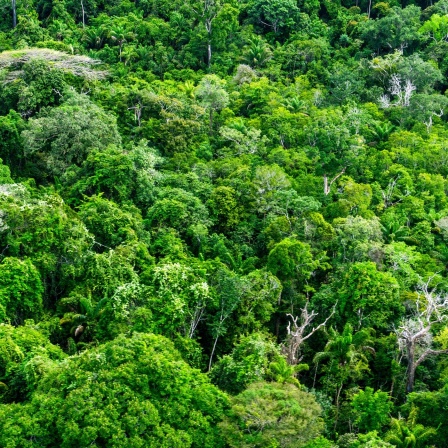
left=207, top=41, right=212, bottom=67
left=406, top=365, right=416, bottom=394
left=205, top=19, right=212, bottom=67
left=323, top=168, right=346, bottom=195
left=367, top=0, right=372, bottom=18
left=81, top=0, right=85, bottom=28
left=11, top=0, right=16, bottom=28
left=406, top=342, right=415, bottom=394
left=208, top=334, right=219, bottom=371
left=323, top=174, right=329, bottom=195
left=209, top=109, right=214, bottom=135
left=334, top=382, right=344, bottom=430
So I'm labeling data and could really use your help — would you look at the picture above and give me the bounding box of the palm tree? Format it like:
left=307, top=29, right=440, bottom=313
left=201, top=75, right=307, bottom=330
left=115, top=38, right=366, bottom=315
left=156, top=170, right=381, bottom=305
left=385, top=406, right=436, bottom=448
left=110, top=25, right=128, bottom=61
left=314, top=324, right=375, bottom=428
left=243, top=36, right=272, bottom=68
left=381, top=219, right=410, bottom=243
left=178, top=81, right=196, bottom=99
left=60, top=295, right=108, bottom=345
left=267, top=356, right=308, bottom=386
left=368, top=122, right=395, bottom=145
left=82, top=27, right=107, bottom=50
left=48, top=20, right=70, bottom=41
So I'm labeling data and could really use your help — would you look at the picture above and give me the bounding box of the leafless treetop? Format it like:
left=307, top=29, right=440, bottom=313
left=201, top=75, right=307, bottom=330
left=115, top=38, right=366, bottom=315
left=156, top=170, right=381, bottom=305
left=0, top=49, right=108, bottom=81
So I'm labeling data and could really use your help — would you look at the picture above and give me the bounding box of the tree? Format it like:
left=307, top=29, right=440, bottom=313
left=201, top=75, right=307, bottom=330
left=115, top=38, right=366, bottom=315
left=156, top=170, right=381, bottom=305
left=109, top=24, right=133, bottom=62
left=267, top=238, right=319, bottom=284
left=247, top=0, right=300, bottom=35
left=337, top=262, right=402, bottom=331
left=62, top=142, right=163, bottom=208
left=334, top=216, right=384, bottom=263
left=395, top=279, right=448, bottom=393
left=378, top=75, right=416, bottom=109
left=0, top=333, right=229, bottom=447
left=351, top=387, right=392, bottom=433
left=405, top=385, right=448, bottom=447
left=219, top=382, right=324, bottom=448
left=0, top=185, right=94, bottom=300
left=196, top=74, right=229, bottom=133
left=419, top=14, right=448, bottom=43
left=147, top=187, right=210, bottom=236
left=22, top=93, right=121, bottom=176
left=0, top=58, right=66, bottom=116
left=242, top=36, right=272, bottom=68
left=210, top=332, right=281, bottom=394
left=189, top=0, right=223, bottom=66
left=266, top=355, right=308, bottom=386
left=149, top=261, right=213, bottom=338
left=253, top=164, right=291, bottom=215
left=315, top=324, right=374, bottom=428
left=11, top=0, right=16, bottom=27
left=207, top=186, right=240, bottom=231
left=77, top=195, right=145, bottom=249
left=219, top=122, right=266, bottom=157
left=0, top=258, right=43, bottom=325
left=282, top=301, right=335, bottom=366
left=0, top=322, right=65, bottom=403
left=360, top=6, right=422, bottom=53
left=208, top=268, right=249, bottom=370
left=385, top=406, right=436, bottom=448
left=0, top=110, right=25, bottom=172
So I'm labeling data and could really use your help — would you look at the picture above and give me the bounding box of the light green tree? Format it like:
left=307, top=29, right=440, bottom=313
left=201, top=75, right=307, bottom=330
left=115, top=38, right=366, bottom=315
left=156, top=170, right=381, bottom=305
left=22, top=93, right=121, bottom=176
left=219, top=382, right=324, bottom=448
left=351, top=387, right=392, bottom=433
left=196, top=74, right=229, bottom=133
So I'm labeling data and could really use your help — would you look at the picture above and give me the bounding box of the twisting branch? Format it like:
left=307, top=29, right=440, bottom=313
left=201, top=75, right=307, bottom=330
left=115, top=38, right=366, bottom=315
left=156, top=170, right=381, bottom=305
left=396, top=277, right=448, bottom=393
left=283, top=302, right=337, bottom=365
left=424, top=108, right=444, bottom=133
left=324, top=168, right=346, bottom=196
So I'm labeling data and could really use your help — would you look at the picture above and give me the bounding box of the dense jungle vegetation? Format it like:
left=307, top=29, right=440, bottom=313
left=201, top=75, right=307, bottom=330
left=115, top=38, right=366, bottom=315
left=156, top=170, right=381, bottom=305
left=2, top=0, right=448, bottom=446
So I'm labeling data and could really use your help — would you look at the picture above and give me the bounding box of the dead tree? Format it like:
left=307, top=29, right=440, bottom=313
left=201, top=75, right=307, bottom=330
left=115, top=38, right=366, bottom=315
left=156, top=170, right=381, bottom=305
left=396, top=279, right=448, bottom=393
left=283, top=302, right=336, bottom=365
left=323, top=168, right=346, bottom=196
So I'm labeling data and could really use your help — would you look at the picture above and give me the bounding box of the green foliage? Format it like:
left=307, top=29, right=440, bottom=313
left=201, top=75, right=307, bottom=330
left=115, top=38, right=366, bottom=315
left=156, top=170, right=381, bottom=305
left=314, top=324, right=375, bottom=416
left=266, top=355, right=308, bottom=386
left=149, top=261, right=213, bottom=337
left=2, top=0, right=448, bottom=445
left=0, top=258, right=43, bottom=324
left=210, top=332, right=281, bottom=394
left=337, top=262, right=402, bottom=330
left=267, top=238, right=319, bottom=283
left=77, top=195, right=146, bottom=249
left=247, top=0, right=300, bottom=35
left=0, top=333, right=229, bottom=447
left=23, top=92, right=121, bottom=176
left=196, top=74, right=229, bottom=132
left=0, top=322, right=65, bottom=403
left=220, top=382, right=324, bottom=447
left=351, top=387, right=392, bottom=433
left=0, top=111, right=26, bottom=172
left=338, top=432, right=394, bottom=448
left=0, top=185, right=94, bottom=293
left=385, top=406, right=436, bottom=448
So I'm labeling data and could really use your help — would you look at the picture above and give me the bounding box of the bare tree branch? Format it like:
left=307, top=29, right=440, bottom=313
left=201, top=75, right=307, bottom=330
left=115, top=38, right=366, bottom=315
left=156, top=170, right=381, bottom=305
left=396, top=277, right=448, bottom=393
left=282, top=302, right=337, bottom=365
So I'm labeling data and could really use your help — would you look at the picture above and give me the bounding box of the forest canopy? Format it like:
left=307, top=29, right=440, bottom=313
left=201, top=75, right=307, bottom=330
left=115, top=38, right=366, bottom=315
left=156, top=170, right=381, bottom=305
left=1, top=0, right=448, bottom=446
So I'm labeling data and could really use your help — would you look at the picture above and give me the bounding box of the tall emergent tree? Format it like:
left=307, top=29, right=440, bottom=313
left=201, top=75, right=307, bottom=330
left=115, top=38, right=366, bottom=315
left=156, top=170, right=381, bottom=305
left=396, top=280, right=448, bottom=393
